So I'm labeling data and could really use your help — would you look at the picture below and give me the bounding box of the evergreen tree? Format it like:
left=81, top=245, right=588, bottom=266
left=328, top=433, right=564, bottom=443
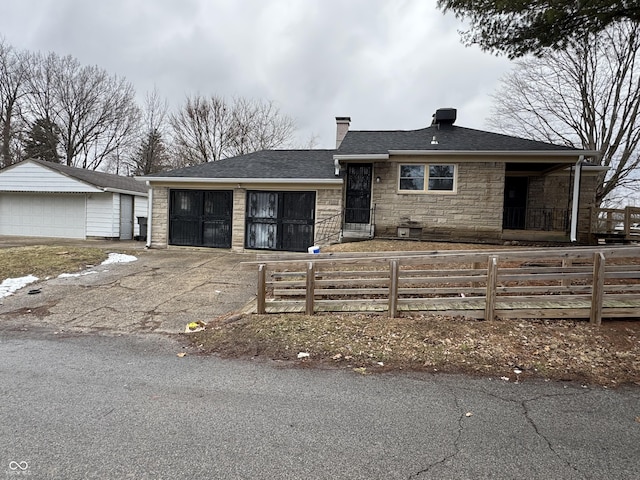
left=438, top=1, right=640, bottom=58
left=133, top=128, right=169, bottom=175
left=23, top=117, right=61, bottom=163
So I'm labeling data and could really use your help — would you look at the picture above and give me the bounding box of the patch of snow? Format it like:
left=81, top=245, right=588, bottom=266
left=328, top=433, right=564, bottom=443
left=101, top=253, right=137, bottom=265
left=0, top=275, right=39, bottom=299
left=58, top=271, right=98, bottom=279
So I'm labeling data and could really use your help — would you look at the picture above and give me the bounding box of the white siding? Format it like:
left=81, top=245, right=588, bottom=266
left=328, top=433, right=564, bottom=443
left=0, top=193, right=86, bottom=238
left=86, top=193, right=118, bottom=238
left=0, top=161, right=102, bottom=193
left=134, top=196, right=148, bottom=237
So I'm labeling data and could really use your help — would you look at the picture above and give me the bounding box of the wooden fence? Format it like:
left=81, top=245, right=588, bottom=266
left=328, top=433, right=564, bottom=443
left=251, top=246, right=640, bottom=325
left=591, top=206, right=640, bottom=241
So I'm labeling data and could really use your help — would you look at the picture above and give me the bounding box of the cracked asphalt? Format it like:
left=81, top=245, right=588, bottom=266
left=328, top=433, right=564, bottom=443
left=1, top=240, right=639, bottom=478
left=1, top=331, right=639, bottom=479
left=0, top=243, right=257, bottom=334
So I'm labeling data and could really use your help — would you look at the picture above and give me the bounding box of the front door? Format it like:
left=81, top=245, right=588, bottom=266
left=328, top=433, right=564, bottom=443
left=503, top=177, right=528, bottom=229
left=345, top=163, right=372, bottom=224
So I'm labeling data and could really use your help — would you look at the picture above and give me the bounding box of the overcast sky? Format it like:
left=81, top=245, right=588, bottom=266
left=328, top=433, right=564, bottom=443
left=0, top=0, right=514, bottom=149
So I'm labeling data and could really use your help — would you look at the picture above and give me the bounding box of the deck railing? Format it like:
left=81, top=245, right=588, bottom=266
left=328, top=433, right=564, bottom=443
left=591, top=206, right=640, bottom=241
left=503, top=207, right=569, bottom=231
left=314, top=206, right=377, bottom=245
left=250, top=246, right=640, bottom=325
left=314, top=211, right=343, bottom=245
left=342, top=206, right=376, bottom=239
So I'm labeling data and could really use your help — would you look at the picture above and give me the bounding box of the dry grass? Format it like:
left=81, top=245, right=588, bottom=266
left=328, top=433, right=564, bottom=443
left=323, top=239, right=508, bottom=253
left=189, top=239, right=640, bottom=387
left=0, top=245, right=108, bottom=280
left=190, top=313, right=640, bottom=387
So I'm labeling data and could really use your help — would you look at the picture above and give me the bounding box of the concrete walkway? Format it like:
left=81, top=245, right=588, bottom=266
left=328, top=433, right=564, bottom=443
left=0, top=239, right=257, bottom=334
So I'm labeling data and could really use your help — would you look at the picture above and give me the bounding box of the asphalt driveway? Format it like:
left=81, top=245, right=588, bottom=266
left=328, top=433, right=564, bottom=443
left=0, top=239, right=257, bottom=334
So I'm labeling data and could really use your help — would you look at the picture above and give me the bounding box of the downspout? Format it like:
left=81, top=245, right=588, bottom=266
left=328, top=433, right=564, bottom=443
left=145, top=181, right=153, bottom=248
left=570, top=156, right=584, bottom=242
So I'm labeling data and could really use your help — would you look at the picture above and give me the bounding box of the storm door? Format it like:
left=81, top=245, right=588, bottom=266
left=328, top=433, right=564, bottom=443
left=245, top=191, right=315, bottom=252
left=344, top=163, right=372, bottom=223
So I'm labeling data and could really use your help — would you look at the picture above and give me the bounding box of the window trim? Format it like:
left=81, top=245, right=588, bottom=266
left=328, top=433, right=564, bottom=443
left=397, top=163, right=457, bottom=194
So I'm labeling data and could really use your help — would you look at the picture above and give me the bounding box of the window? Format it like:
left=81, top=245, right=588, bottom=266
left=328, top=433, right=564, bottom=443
left=398, top=164, right=456, bottom=192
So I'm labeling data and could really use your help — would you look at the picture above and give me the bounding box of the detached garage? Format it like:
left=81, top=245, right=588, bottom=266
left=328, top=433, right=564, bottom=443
left=0, top=159, right=148, bottom=240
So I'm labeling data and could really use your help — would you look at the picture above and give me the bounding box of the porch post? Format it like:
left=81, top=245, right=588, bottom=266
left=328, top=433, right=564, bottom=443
left=570, top=156, right=584, bottom=242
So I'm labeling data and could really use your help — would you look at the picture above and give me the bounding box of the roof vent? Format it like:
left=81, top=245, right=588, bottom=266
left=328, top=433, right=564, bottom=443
left=432, top=108, right=457, bottom=125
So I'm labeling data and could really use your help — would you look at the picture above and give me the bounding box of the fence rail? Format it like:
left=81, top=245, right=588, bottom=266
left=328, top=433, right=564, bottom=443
left=251, top=246, right=640, bottom=324
left=592, top=206, right=640, bottom=241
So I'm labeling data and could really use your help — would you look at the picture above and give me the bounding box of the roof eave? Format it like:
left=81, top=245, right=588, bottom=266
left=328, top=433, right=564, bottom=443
left=387, top=149, right=601, bottom=158
left=333, top=154, right=390, bottom=161
left=140, top=177, right=343, bottom=185
left=103, top=187, right=148, bottom=197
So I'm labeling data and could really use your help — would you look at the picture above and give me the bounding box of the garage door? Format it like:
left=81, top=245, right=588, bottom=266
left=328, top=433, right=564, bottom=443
left=169, top=190, right=233, bottom=248
left=245, top=191, right=315, bottom=252
left=0, top=193, right=86, bottom=239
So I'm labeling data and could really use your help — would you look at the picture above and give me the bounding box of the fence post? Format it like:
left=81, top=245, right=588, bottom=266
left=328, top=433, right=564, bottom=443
left=257, top=264, right=266, bottom=314
left=306, top=261, right=315, bottom=315
left=590, top=252, right=605, bottom=325
left=389, top=259, right=399, bottom=318
left=485, top=255, right=498, bottom=321
left=624, top=206, right=631, bottom=240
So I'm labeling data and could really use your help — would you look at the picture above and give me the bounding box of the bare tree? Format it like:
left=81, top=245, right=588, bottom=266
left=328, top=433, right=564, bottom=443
left=0, top=40, right=30, bottom=168
left=228, top=97, right=296, bottom=157
left=26, top=52, right=140, bottom=170
left=126, top=87, right=171, bottom=175
left=169, top=94, right=296, bottom=165
left=490, top=21, right=640, bottom=206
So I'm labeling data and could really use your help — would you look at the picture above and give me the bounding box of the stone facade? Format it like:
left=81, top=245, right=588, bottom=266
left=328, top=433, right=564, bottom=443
left=315, top=187, right=343, bottom=244
left=149, top=184, right=342, bottom=251
left=148, top=161, right=599, bottom=250
left=371, top=159, right=505, bottom=242
left=231, top=188, right=246, bottom=251
left=149, top=186, right=168, bottom=248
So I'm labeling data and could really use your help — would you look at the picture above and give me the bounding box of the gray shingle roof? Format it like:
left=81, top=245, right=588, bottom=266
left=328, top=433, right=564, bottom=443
left=143, top=123, right=581, bottom=181
left=147, top=150, right=337, bottom=179
left=337, top=125, right=576, bottom=154
left=31, top=158, right=148, bottom=194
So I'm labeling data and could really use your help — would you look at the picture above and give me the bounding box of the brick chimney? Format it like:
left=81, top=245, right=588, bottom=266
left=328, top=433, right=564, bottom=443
left=335, top=116, right=351, bottom=149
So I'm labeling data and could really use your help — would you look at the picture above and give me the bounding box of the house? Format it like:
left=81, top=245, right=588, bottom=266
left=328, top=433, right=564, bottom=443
left=140, top=108, right=602, bottom=252
left=0, top=158, right=148, bottom=240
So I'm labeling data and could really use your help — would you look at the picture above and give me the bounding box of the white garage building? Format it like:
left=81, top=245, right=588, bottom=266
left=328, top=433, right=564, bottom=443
left=0, top=159, right=148, bottom=240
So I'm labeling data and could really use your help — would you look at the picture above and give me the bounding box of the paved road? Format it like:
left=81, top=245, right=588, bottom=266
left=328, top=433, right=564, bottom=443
left=1, top=329, right=639, bottom=480
left=0, top=245, right=257, bottom=334
left=1, top=240, right=639, bottom=478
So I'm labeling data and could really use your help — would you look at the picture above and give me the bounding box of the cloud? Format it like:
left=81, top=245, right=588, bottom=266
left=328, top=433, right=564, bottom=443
left=0, top=0, right=513, bottom=148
